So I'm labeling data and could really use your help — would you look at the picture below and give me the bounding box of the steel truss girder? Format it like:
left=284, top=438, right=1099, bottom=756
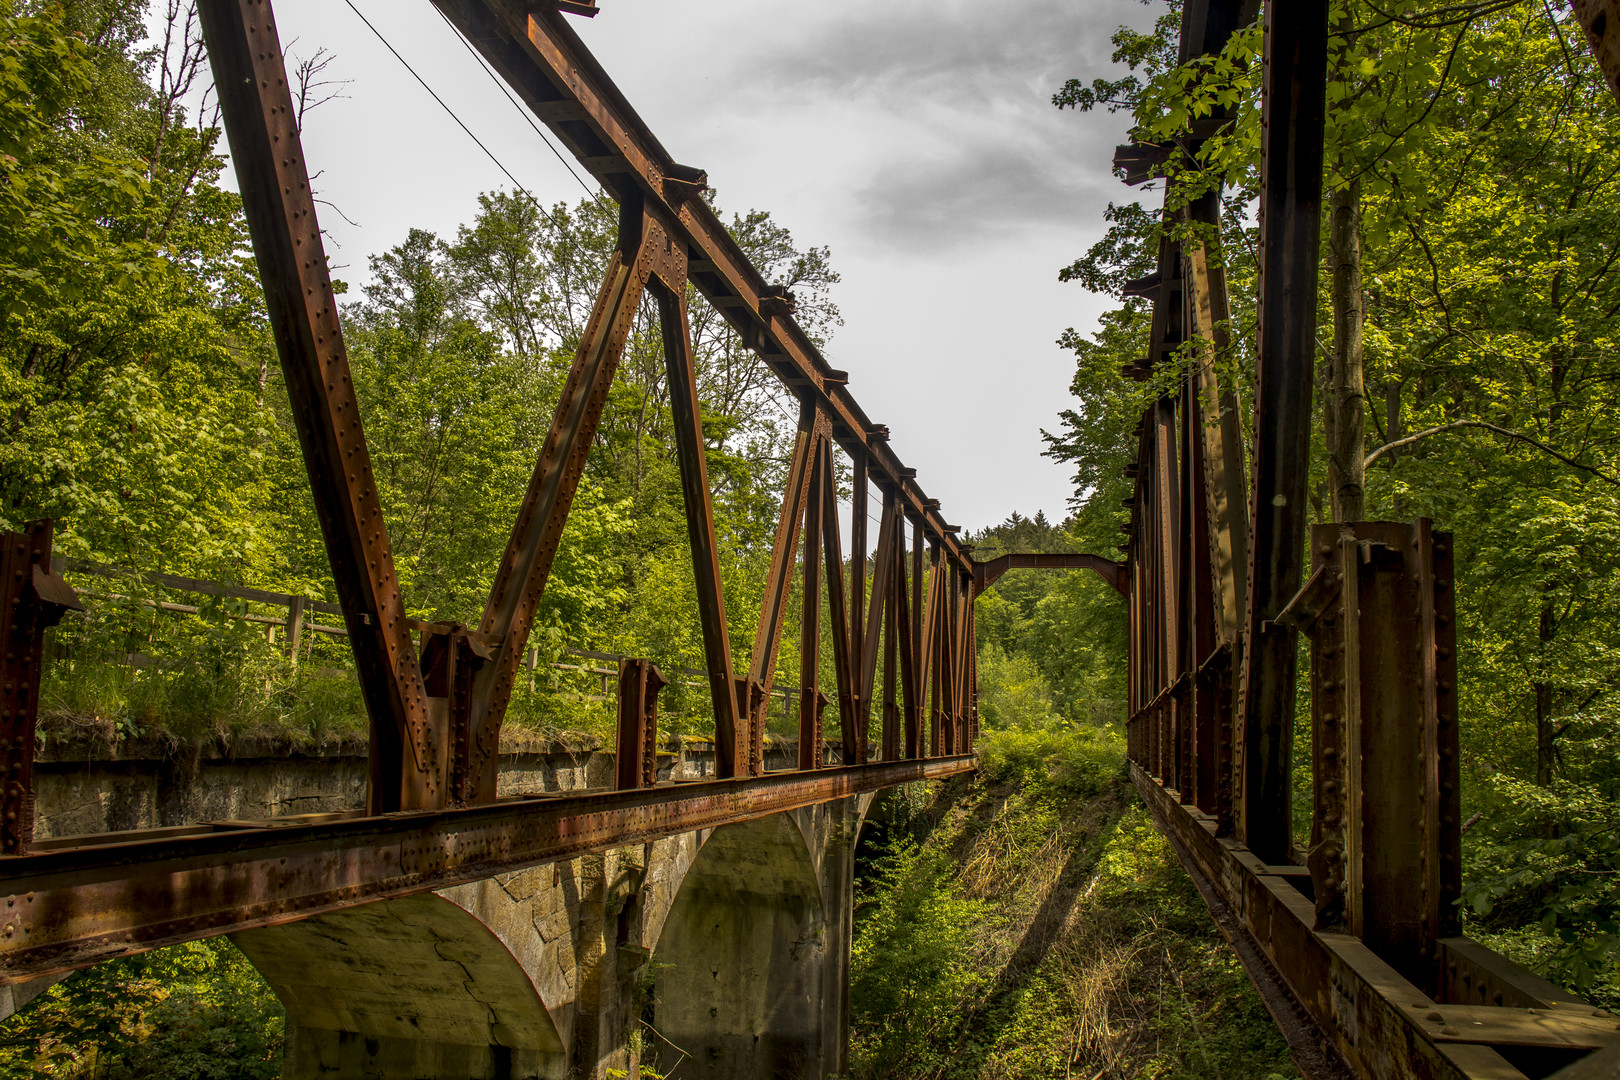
left=431, top=0, right=973, bottom=576
left=1118, top=3, right=1620, bottom=1077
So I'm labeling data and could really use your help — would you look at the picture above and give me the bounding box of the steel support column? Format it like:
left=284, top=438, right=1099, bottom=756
left=819, top=440, right=861, bottom=765
left=652, top=274, right=743, bottom=777
left=615, top=658, right=668, bottom=790
left=800, top=425, right=827, bottom=771
left=1237, top=0, right=1329, bottom=863
left=0, top=522, right=80, bottom=855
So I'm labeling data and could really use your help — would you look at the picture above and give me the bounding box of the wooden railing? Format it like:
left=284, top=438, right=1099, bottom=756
left=51, top=557, right=799, bottom=720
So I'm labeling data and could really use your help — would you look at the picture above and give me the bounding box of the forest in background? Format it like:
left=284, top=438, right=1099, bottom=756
left=1, top=0, right=1619, bottom=1075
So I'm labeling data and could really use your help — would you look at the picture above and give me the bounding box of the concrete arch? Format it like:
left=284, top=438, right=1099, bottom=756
left=649, top=812, right=828, bottom=1079
left=232, top=893, right=567, bottom=1080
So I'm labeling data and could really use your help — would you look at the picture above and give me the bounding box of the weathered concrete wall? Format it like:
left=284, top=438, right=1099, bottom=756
left=30, top=735, right=807, bottom=840
left=650, top=813, right=828, bottom=1078
left=233, top=894, right=569, bottom=1080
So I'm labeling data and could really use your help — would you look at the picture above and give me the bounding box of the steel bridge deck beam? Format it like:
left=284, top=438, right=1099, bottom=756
left=0, top=756, right=975, bottom=985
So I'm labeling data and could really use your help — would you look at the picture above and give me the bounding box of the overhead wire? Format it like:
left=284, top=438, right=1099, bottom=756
left=338, top=0, right=600, bottom=215
left=427, top=2, right=610, bottom=209
left=343, top=4, right=945, bottom=552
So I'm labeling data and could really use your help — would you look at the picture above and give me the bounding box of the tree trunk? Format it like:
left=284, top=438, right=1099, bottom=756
left=1326, top=177, right=1366, bottom=522
left=1535, top=584, right=1556, bottom=786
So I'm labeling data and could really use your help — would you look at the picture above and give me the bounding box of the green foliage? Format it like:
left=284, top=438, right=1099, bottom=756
left=849, top=729, right=1296, bottom=1079
left=0, top=938, right=284, bottom=1079
left=851, top=839, right=1000, bottom=1067
left=1463, top=774, right=1620, bottom=1005
left=975, top=725, right=1122, bottom=799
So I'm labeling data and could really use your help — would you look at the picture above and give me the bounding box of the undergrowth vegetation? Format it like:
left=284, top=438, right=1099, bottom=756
left=848, top=727, right=1298, bottom=1080
left=0, top=939, right=283, bottom=1080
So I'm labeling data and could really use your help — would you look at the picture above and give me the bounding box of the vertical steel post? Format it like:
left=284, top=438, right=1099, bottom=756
left=800, top=432, right=826, bottom=771
left=882, top=515, right=900, bottom=761
left=0, top=522, right=80, bottom=855
left=652, top=276, right=742, bottom=777
left=1293, top=521, right=1460, bottom=995
left=1238, top=0, right=1329, bottom=864
left=907, top=517, right=926, bottom=757
left=850, top=452, right=868, bottom=736
left=819, top=442, right=860, bottom=764
left=616, top=659, right=669, bottom=790
left=925, top=541, right=943, bottom=757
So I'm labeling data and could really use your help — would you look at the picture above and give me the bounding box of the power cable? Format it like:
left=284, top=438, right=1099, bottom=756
left=339, top=0, right=591, bottom=213
left=428, top=2, right=607, bottom=208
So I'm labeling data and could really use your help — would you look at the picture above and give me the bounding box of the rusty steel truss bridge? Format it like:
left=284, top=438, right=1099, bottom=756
left=2, top=1, right=1620, bottom=1077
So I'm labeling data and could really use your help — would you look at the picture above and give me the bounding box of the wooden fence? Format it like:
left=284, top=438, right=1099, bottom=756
left=50, top=557, right=798, bottom=719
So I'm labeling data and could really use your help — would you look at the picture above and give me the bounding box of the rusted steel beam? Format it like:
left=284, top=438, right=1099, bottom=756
left=898, top=517, right=920, bottom=759
left=850, top=452, right=868, bottom=735
left=923, top=541, right=945, bottom=756
left=0, top=756, right=976, bottom=984
left=748, top=403, right=823, bottom=776
left=965, top=595, right=979, bottom=748
left=0, top=522, right=80, bottom=856
left=972, top=552, right=1127, bottom=595
left=615, top=659, right=668, bottom=790
left=200, top=0, right=441, bottom=813
left=1185, top=358, right=1226, bottom=817
left=1154, top=396, right=1182, bottom=696
left=1237, top=0, right=1329, bottom=865
left=1574, top=0, right=1620, bottom=103
left=906, top=515, right=926, bottom=757
left=418, top=627, right=485, bottom=806
left=1132, top=762, right=1618, bottom=1079
left=1283, top=521, right=1461, bottom=995
left=938, top=571, right=958, bottom=755
left=431, top=0, right=974, bottom=574
left=800, top=424, right=827, bottom=772
left=882, top=506, right=901, bottom=761
left=818, top=441, right=861, bottom=764
left=467, top=209, right=676, bottom=803
left=860, top=491, right=898, bottom=740
left=1185, top=209, right=1249, bottom=649
left=952, top=567, right=971, bottom=752
left=651, top=274, right=743, bottom=776
left=1179, top=0, right=1262, bottom=63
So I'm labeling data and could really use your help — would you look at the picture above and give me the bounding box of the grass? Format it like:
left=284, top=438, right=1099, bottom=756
left=849, top=725, right=1300, bottom=1080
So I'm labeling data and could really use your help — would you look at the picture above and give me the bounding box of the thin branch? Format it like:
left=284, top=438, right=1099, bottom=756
left=1364, top=419, right=1620, bottom=485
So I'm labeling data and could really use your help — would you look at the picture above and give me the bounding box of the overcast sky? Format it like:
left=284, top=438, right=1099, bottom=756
left=185, top=0, right=1156, bottom=533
